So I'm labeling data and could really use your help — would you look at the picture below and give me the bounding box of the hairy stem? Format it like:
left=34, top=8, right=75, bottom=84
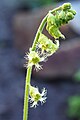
left=23, top=5, right=61, bottom=120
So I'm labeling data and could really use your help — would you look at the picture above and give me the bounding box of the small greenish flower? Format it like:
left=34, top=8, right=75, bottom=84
left=38, top=33, right=59, bottom=56
left=25, top=51, right=44, bottom=71
left=29, top=86, right=47, bottom=108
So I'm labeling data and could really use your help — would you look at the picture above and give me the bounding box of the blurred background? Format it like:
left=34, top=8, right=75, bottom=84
left=0, top=0, right=80, bottom=120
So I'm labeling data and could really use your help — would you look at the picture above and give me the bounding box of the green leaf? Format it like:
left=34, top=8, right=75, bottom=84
left=67, top=96, right=80, bottom=118
left=74, top=70, right=80, bottom=82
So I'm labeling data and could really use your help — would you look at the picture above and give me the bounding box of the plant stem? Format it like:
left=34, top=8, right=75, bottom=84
left=23, top=67, right=32, bottom=120
left=23, top=5, right=61, bottom=120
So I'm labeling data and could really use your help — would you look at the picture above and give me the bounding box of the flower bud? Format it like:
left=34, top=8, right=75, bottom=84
left=66, top=12, right=74, bottom=21
left=62, top=3, right=71, bottom=11
left=68, top=9, right=76, bottom=15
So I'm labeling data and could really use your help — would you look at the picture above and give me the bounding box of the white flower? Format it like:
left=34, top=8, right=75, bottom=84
left=29, top=86, right=47, bottom=108
left=25, top=51, right=45, bottom=71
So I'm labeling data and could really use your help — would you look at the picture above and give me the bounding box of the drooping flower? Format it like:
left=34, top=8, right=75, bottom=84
left=38, top=33, right=59, bottom=56
left=29, top=86, right=47, bottom=108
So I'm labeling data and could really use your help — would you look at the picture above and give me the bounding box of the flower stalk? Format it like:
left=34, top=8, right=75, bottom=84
left=23, top=67, right=32, bottom=120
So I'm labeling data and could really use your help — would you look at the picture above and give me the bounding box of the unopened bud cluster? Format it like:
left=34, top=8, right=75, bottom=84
left=46, top=3, right=76, bottom=39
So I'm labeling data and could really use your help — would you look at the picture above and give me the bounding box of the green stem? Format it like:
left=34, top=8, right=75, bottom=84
left=23, top=5, right=62, bottom=120
left=23, top=67, right=32, bottom=120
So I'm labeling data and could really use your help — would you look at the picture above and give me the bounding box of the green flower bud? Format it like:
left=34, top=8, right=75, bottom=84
left=68, top=9, right=76, bottom=15
left=66, top=12, right=74, bottom=21
left=62, top=3, right=71, bottom=11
